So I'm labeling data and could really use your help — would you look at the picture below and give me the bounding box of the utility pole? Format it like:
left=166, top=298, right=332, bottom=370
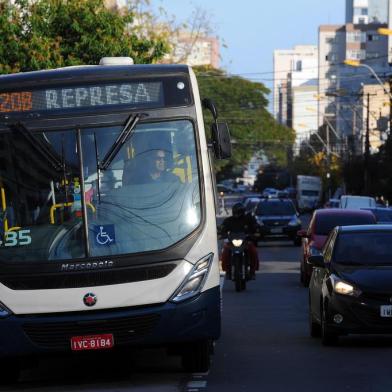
left=364, top=93, right=370, bottom=195
left=326, top=123, right=331, bottom=199
left=389, top=77, right=392, bottom=140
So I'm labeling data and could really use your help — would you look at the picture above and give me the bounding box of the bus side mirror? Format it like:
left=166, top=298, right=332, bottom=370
left=202, top=98, right=218, bottom=120
left=212, top=122, right=232, bottom=160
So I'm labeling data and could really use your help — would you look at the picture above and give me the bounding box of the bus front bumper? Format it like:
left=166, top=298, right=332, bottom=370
left=0, top=287, right=221, bottom=359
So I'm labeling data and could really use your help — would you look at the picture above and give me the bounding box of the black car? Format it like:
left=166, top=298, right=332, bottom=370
left=309, top=225, right=392, bottom=345
left=254, top=198, right=302, bottom=246
left=361, top=207, right=392, bottom=224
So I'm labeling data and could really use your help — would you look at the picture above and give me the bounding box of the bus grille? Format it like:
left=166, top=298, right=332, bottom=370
left=0, top=264, right=176, bottom=290
left=23, top=313, right=161, bottom=349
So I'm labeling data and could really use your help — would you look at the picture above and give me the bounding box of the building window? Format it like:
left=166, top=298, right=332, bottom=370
left=358, top=17, right=366, bottom=24
left=366, top=52, right=380, bottom=59
left=296, top=60, right=302, bottom=71
left=347, top=31, right=366, bottom=43
left=347, top=49, right=366, bottom=60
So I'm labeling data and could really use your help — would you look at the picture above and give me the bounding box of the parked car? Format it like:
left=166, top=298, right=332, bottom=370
left=361, top=207, right=392, bottom=224
left=254, top=198, right=302, bottom=246
left=339, top=195, right=376, bottom=209
left=298, top=209, right=376, bottom=287
left=308, top=225, right=392, bottom=345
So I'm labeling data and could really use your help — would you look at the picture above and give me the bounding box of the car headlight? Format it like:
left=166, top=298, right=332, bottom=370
left=170, top=253, right=213, bottom=303
left=331, top=275, right=361, bottom=297
left=288, top=218, right=301, bottom=226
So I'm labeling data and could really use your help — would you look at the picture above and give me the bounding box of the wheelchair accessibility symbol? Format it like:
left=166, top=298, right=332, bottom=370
left=94, top=225, right=115, bottom=246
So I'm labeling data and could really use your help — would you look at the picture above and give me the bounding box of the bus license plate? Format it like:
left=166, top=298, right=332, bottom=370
left=380, top=305, right=392, bottom=317
left=70, top=334, right=114, bottom=351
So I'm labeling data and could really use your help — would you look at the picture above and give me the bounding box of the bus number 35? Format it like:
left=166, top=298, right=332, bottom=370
left=2, top=230, right=32, bottom=247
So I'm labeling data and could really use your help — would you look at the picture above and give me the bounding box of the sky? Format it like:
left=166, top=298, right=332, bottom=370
left=149, top=0, right=345, bottom=102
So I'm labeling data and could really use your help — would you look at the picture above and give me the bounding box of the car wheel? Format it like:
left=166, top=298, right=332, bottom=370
left=321, top=305, right=339, bottom=346
left=181, top=340, right=211, bottom=373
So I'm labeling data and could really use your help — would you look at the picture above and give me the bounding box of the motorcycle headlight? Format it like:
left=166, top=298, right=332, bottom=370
left=331, top=275, right=361, bottom=297
left=170, top=254, right=214, bottom=303
left=232, top=239, right=243, bottom=247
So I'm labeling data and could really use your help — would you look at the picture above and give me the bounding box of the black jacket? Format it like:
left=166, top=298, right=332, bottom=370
left=220, top=214, right=258, bottom=235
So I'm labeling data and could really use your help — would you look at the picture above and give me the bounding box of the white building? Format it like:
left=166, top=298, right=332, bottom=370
left=346, top=0, right=389, bottom=25
left=273, top=45, right=318, bottom=147
left=163, top=31, right=220, bottom=68
left=318, top=23, right=389, bottom=142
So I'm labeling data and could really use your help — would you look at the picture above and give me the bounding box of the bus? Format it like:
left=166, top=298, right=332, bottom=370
left=0, top=57, right=231, bottom=380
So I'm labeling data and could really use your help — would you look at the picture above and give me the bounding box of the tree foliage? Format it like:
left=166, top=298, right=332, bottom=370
left=194, top=66, right=295, bottom=176
left=0, top=0, right=170, bottom=74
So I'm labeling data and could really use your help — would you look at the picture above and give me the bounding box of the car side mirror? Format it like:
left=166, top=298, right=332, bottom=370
left=297, top=229, right=308, bottom=238
left=308, top=255, right=325, bottom=268
left=211, top=122, right=232, bottom=160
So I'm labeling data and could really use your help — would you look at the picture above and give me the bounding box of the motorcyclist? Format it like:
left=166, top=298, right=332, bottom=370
left=219, top=202, right=260, bottom=279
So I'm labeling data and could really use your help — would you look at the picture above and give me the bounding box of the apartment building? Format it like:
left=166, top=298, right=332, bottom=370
left=346, top=0, right=389, bottom=25
left=273, top=46, right=318, bottom=145
left=318, top=23, right=389, bottom=140
left=164, top=31, right=220, bottom=68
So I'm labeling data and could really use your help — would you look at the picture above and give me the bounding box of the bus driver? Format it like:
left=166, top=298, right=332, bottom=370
left=123, top=149, right=179, bottom=185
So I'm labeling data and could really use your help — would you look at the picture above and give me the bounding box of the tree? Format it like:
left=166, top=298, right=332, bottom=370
left=0, top=0, right=170, bottom=74
left=194, top=66, right=295, bottom=176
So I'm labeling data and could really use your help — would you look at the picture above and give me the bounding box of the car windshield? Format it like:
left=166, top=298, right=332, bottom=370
left=255, top=201, right=295, bottom=216
left=315, top=214, right=374, bottom=235
left=0, top=119, right=200, bottom=263
left=334, top=232, right=392, bottom=265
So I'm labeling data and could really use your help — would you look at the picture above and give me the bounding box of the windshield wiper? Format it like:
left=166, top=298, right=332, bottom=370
left=99, top=113, right=147, bottom=171
left=10, top=122, right=63, bottom=171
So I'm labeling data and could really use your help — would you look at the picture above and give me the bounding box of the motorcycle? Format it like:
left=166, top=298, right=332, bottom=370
left=227, top=232, right=252, bottom=292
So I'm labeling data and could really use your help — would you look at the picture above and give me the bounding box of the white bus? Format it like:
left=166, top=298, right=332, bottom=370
left=0, top=57, right=231, bottom=380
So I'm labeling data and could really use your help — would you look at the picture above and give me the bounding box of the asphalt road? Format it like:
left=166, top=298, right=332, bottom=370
left=4, top=207, right=392, bottom=391
left=207, top=234, right=392, bottom=392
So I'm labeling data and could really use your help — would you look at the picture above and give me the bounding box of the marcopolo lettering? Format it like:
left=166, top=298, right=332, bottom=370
left=61, top=260, right=114, bottom=272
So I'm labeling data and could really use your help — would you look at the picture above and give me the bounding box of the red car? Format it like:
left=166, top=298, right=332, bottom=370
left=298, top=208, right=376, bottom=287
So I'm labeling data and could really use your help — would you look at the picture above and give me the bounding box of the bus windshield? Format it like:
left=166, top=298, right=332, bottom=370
left=0, top=119, right=201, bottom=262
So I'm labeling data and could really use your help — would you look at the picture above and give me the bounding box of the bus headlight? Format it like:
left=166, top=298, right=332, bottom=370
left=170, top=253, right=213, bottom=303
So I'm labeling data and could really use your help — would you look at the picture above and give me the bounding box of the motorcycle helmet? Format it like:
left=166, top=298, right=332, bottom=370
left=232, top=202, right=245, bottom=218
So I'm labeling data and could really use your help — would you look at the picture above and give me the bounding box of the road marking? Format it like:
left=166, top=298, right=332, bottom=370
left=259, top=262, right=300, bottom=274
left=184, top=373, right=209, bottom=391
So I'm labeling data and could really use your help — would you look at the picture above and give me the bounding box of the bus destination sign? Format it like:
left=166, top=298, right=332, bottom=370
left=0, top=82, right=163, bottom=114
